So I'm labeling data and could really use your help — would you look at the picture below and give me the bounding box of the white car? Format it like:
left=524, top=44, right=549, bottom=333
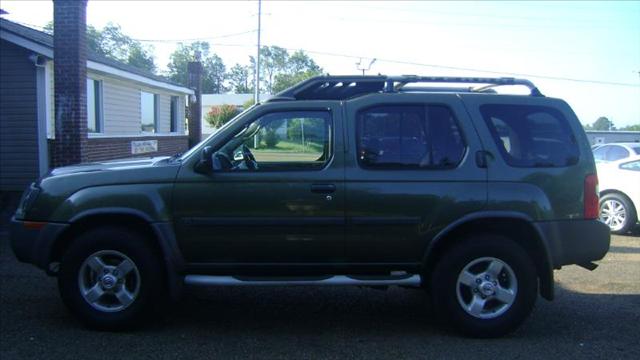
left=597, top=155, right=640, bottom=234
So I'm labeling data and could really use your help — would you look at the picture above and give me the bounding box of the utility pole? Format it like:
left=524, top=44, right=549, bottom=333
left=356, top=58, right=376, bottom=76
left=254, top=0, right=262, bottom=104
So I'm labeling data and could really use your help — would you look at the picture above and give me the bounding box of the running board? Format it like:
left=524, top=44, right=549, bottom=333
left=184, top=274, right=422, bottom=287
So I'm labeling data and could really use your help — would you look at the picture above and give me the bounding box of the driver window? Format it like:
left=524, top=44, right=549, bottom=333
left=220, top=110, right=332, bottom=171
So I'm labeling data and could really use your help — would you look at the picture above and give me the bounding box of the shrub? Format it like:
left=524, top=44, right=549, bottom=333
left=263, top=128, right=279, bottom=148
left=205, top=104, right=239, bottom=128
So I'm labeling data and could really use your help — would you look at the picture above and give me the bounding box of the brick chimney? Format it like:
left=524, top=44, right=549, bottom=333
left=53, top=0, right=88, bottom=167
left=187, top=61, right=203, bottom=148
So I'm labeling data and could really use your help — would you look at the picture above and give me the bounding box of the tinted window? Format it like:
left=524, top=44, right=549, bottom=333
left=620, top=160, right=640, bottom=171
left=357, top=105, right=465, bottom=169
left=480, top=104, right=579, bottom=167
left=606, top=145, right=630, bottom=161
left=631, top=145, right=640, bottom=155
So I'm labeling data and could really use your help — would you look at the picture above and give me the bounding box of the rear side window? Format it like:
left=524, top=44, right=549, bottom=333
left=606, top=145, right=629, bottom=161
left=480, top=104, right=579, bottom=167
left=593, top=146, right=608, bottom=161
left=357, top=105, right=465, bottom=169
left=620, top=160, right=640, bottom=171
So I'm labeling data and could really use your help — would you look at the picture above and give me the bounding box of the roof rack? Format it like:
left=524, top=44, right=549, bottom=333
left=269, top=75, right=543, bottom=102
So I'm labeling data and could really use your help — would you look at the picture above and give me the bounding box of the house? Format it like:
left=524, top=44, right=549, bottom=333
left=0, top=18, right=194, bottom=191
left=201, top=93, right=270, bottom=135
left=586, top=130, right=640, bottom=146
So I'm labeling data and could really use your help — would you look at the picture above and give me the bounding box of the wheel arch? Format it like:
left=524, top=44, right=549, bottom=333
left=49, top=209, right=184, bottom=301
left=422, top=211, right=555, bottom=301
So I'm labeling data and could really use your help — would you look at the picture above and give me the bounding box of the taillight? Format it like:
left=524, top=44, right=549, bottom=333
left=584, top=174, right=599, bottom=219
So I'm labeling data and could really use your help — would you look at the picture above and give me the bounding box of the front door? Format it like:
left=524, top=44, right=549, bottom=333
left=173, top=104, right=345, bottom=270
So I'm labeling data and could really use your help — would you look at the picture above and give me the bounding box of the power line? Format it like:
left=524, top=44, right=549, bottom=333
left=9, top=19, right=638, bottom=88
left=261, top=44, right=640, bottom=88
left=133, top=29, right=257, bottom=43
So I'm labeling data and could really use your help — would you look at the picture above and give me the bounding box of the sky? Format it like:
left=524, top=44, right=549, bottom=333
left=1, top=0, right=639, bottom=127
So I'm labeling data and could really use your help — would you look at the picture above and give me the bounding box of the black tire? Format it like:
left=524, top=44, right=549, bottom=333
left=430, top=234, right=537, bottom=338
left=58, top=226, right=165, bottom=330
left=600, top=193, right=637, bottom=235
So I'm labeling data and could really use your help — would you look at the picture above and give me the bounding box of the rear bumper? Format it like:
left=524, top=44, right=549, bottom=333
left=535, top=219, right=610, bottom=268
left=10, top=217, right=69, bottom=271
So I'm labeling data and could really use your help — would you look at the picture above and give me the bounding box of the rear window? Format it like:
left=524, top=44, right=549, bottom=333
left=480, top=104, right=579, bottom=167
left=357, top=105, right=466, bottom=169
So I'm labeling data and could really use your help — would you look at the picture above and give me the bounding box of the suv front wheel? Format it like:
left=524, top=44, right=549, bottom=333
left=431, top=234, right=537, bottom=338
left=58, top=226, right=165, bottom=330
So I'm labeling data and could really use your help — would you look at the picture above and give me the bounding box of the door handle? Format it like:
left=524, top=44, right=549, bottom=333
left=311, top=184, right=336, bottom=194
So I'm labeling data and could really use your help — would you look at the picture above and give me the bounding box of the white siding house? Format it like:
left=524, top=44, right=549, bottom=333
left=0, top=19, right=194, bottom=191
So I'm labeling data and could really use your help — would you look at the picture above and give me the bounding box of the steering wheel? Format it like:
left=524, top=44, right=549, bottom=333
left=241, top=144, right=258, bottom=170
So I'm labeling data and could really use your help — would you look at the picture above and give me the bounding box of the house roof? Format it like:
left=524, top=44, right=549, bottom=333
left=0, top=18, right=194, bottom=94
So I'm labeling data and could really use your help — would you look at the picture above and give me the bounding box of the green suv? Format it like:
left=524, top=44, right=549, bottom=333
left=10, top=76, right=610, bottom=337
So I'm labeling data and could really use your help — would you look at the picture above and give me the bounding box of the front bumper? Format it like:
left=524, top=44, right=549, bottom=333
left=535, top=219, right=611, bottom=269
left=10, top=217, right=69, bottom=271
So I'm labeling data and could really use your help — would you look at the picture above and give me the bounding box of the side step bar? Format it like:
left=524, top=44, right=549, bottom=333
left=184, top=274, right=422, bottom=287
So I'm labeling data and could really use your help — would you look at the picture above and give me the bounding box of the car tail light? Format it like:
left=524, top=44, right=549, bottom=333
left=584, top=174, right=599, bottom=219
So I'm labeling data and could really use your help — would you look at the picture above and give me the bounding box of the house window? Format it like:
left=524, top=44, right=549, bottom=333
left=87, top=79, right=102, bottom=133
left=170, top=96, right=179, bottom=132
left=141, top=91, right=158, bottom=133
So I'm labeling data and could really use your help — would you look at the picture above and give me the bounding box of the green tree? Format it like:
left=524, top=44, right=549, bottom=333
left=228, top=64, right=252, bottom=93
left=248, top=47, right=322, bottom=94
left=203, top=54, right=227, bottom=94
left=44, top=21, right=156, bottom=73
left=287, top=50, right=321, bottom=73
left=621, top=124, right=640, bottom=131
left=591, top=117, right=616, bottom=131
left=167, top=41, right=210, bottom=88
left=167, top=42, right=227, bottom=93
left=127, top=42, right=156, bottom=73
left=273, top=69, right=322, bottom=93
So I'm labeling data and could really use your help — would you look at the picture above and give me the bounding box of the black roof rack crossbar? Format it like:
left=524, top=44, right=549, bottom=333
left=386, top=76, right=543, bottom=96
left=270, top=75, right=542, bottom=102
left=271, top=75, right=387, bottom=102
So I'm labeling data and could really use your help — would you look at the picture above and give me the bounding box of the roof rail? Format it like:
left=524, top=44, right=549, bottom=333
left=386, top=76, right=543, bottom=96
left=269, top=75, right=542, bottom=102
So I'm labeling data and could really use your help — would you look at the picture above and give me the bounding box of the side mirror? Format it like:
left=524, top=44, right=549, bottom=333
left=194, top=146, right=214, bottom=174
left=212, top=153, right=225, bottom=171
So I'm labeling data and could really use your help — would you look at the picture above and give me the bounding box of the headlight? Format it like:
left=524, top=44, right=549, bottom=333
left=15, top=183, right=40, bottom=220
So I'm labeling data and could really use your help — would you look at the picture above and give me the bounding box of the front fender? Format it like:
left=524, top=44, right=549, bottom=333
left=49, top=183, right=173, bottom=223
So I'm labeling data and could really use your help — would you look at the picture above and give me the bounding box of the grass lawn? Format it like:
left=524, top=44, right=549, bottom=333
left=251, top=140, right=323, bottom=162
left=255, top=140, right=323, bottom=153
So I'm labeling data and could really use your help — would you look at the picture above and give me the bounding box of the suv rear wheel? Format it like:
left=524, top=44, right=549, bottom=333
left=58, top=226, right=165, bottom=330
left=431, top=234, right=537, bottom=338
